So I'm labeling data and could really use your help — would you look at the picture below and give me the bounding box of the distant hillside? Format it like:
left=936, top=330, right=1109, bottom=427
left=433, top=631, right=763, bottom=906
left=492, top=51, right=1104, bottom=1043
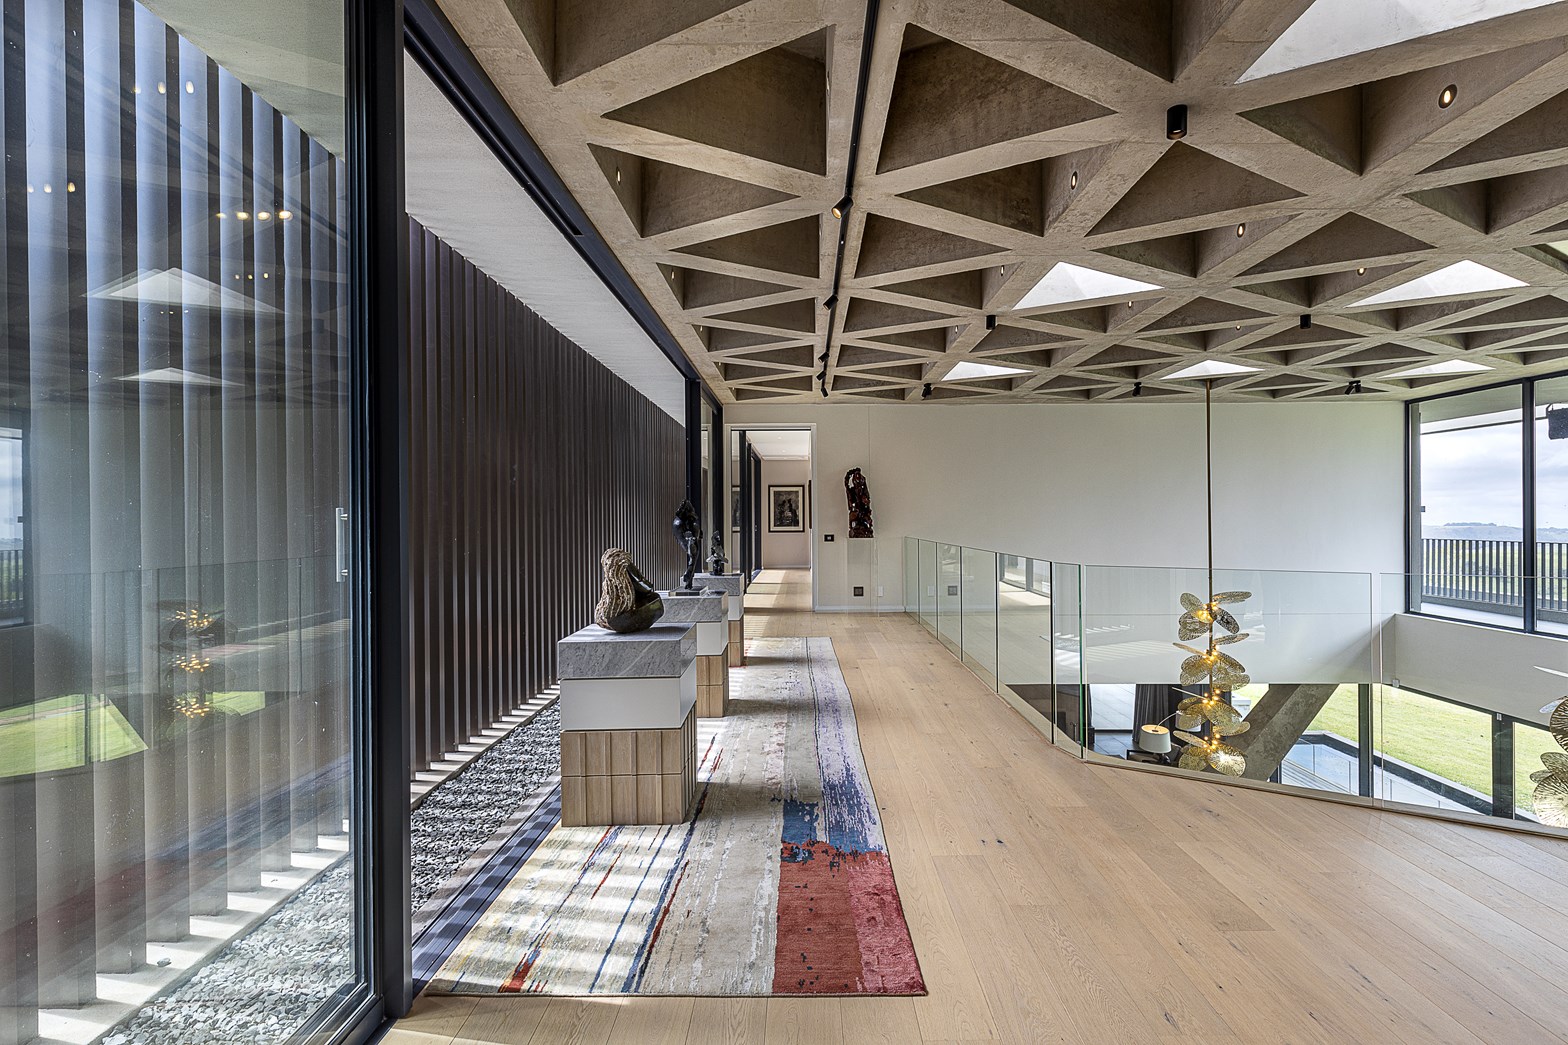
left=1424, top=523, right=1568, bottom=542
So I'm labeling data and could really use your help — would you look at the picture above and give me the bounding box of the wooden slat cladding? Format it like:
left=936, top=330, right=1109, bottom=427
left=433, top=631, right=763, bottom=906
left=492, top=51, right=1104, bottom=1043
left=404, top=218, right=685, bottom=774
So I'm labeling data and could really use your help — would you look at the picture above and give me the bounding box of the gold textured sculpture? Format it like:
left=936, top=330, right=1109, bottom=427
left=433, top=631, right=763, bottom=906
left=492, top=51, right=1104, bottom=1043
left=1530, top=698, right=1568, bottom=827
left=1170, top=380, right=1252, bottom=778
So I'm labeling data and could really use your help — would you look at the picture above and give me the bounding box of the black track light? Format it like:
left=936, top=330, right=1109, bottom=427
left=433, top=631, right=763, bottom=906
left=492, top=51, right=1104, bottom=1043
left=921, top=383, right=933, bottom=400
left=1345, top=379, right=1363, bottom=396
left=823, top=293, right=838, bottom=310
left=1300, top=314, right=1312, bottom=329
left=985, top=314, right=997, bottom=331
left=1132, top=381, right=1143, bottom=398
left=820, top=383, right=829, bottom=398
left=818, top=350, right=830, bottom=363
left=1166, top=104, right=1188, bottom=141
left=817, top=368, right=828, bottom=383
left=831, top=195, right=853, bottom=219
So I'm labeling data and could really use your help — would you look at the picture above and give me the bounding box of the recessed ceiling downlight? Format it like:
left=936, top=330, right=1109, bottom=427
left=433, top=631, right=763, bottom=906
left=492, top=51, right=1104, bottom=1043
left=1164, top=359, right=1263, bottom=381
left=1387, top=358, right=1494, bottom=378
left=944, top=361, right=1030, bottom=381
left=1351, top=260, right=1525, bottom=307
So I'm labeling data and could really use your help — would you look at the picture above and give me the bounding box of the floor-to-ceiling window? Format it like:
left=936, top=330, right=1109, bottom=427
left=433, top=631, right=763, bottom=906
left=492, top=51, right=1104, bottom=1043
left=0, top=0, right=374, bottom=1041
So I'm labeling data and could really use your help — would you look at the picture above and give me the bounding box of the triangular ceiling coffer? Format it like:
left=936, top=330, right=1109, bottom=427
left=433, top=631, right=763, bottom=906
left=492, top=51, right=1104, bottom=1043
left=1091, top=143, right=1304, bottom=236
left=674, top=216, right=821, bottom=278
left=605, top=29, right=829, bottom=174
left=1426, top=88, right=1568, bottom=174
left=855, top=213, right=1006, bottom=278
left=998, top=0, right=1174, bottom=80
left=877, top=25, right=1113, bottom=173
left=706, top=299, right=817, bottom=333
left=537, top=0, right=751, bottom=84
left=1240, top=86, right=1363, bottom=174
left=1244, top=214, right=1431, bottom=276
left=590, top=146, right=793, bottom=237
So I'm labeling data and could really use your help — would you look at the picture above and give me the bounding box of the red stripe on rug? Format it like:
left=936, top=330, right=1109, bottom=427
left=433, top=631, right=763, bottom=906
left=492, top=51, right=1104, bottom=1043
left=770, top=841, right=924, bottom=995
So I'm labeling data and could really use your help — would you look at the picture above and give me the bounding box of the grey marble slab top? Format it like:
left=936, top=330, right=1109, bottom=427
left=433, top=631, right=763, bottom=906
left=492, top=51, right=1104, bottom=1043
left=656, top=590, right=727, bottom=623
left=701, top=573, right=744, bottom=598
left=556, top=622, right=695, bottom=679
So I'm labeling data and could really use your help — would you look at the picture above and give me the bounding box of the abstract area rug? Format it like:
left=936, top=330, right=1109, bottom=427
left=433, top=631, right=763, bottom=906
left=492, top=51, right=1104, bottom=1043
left=426, top=636, right=925, bottom=997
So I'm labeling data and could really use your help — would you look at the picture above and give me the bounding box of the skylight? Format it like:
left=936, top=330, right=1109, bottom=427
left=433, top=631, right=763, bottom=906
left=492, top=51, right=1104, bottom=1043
left=1388, top=358, right=1495, bottom=378
left=1014, top=262, right=1160, bottom=311
left=944, top=361, right=1029, bottom=381
left=91, top=267, right=278, bottom=313
left=116, top=366, right=236, bottom=388
left=1352, top=260, right=1526, bottom=307
left=1240, top=0, right=1561, bottom=82
left=1164, top=360, right=1263, bottom=380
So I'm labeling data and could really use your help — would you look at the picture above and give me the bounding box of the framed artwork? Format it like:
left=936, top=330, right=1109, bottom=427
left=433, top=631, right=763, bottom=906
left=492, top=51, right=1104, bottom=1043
left=769, top=485, right=805, bottom=532
left=731, top=486, right=741, bottom=528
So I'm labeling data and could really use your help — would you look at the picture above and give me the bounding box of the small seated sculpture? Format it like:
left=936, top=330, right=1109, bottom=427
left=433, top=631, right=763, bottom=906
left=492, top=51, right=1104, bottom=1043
left=594, top=548, right=665, bottom=633
left=706, top=533, right=728, bottom=576
left=673, top=499, right=703, bottom=590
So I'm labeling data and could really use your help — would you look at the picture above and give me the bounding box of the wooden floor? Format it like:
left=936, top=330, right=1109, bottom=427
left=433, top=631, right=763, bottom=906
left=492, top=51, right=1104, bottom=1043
left=388, top=569, right=1568, bottom=1045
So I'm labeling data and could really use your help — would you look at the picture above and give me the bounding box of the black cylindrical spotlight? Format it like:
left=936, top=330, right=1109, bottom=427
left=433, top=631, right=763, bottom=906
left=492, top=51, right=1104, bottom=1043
left=818, top=350, right=830, bottom=363
left=1166, top=104, right=1188, bottom=141
left=817, top=368, right=828, bottom=383
left=820, top=383, right=829, bottom=397
left=921, top=383, right=933, bottom=399
left=1300, top=314, right=1312, bottom=329
left=823, top=293, right=838, bottom=310
left=985, top=314, right=997, bottom=331
left=831, top=195, right=853, bottom=219
left=1132, top=381, right=1143, bottom=398
left=1345, top=379, right=1362, bottom=396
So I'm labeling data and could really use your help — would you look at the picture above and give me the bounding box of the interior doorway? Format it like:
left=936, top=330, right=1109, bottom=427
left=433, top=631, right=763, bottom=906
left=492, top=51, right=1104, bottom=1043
left=730, top=426, right=815, bottom=587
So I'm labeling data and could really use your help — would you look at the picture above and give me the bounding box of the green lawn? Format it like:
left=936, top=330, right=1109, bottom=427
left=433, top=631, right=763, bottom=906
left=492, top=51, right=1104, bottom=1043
left=1301, top=684, right=1560, bottom=810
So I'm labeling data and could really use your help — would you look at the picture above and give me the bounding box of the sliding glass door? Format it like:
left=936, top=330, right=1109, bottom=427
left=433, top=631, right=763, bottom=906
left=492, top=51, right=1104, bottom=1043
left=0, top=0, right=378, bottom=1041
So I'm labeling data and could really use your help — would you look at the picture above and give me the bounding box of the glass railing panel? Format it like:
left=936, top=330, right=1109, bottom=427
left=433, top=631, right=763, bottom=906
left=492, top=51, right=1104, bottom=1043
left=998, top=556, right=1055, bottom=740
left=903, top=537, right=918, bottom=616
left=1049, top=561, right=1086, bottom=757
left=1279, top=683, right=1363, bottom=796
left=917, top=540, right=937, bottom=634
left=960, top=547, right=998, bottom=689
left=1516, top=719, right=1556, bottom=823
left=936, top=542, right=963, bottom=657
left=1075, top=564, right=1375, bottom=776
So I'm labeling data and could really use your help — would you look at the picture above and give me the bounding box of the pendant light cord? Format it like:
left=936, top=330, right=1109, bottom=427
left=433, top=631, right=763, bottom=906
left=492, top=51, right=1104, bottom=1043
left=1205, top=378, right=1214, bottom=599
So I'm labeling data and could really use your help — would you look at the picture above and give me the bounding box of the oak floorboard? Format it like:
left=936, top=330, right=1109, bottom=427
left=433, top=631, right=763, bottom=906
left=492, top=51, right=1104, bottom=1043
left=388, top=569, right=1568, bottom=1045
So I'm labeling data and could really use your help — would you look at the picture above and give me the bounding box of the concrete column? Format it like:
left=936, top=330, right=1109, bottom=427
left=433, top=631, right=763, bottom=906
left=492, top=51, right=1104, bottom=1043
left=143, top=729, right=190, bottom=942
left=258, top=695, right=293, bottom=871
left=35, top=763, right=97, bottom=1005
left=93, top=748, right=146, bottom=973
left=1233, top=684, right=1340, bottom=781
left=224, top=710, right=262, bottom=893
left=186, top=714, right=229, bottom=916
left=0, top=777, right=39, bottom=1045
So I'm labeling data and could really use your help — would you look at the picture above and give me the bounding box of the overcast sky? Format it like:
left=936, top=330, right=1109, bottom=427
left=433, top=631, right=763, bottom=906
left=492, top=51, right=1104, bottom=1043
left=1421, top=418, right=1568, bottom=531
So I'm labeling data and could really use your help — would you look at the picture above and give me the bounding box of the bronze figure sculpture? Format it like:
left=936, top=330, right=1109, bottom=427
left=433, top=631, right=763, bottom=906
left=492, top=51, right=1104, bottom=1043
left=845, top=468, right=874, bottom=538
left=594, top=548, right=665, bottom=633
left=673, top=499, right=703, bottom=590
left=707, top=532, right=728, bottom=576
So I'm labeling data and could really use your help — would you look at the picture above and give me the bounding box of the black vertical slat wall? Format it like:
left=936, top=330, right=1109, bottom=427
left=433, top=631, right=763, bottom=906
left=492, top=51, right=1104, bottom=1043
left=404, top=218, right=685, bottom=775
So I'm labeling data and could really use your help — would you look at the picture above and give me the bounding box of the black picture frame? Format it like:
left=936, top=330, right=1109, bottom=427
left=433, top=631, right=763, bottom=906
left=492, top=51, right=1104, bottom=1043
left=769, top=485, right=805, bottom=532
left=731, top=485, right=741, bottom=530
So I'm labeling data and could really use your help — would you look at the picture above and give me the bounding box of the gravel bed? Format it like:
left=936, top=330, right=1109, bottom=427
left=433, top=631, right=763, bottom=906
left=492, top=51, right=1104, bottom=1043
left=106, top=859, right=354, bottom=1045
left=410, top=702, right=560, bottom=912
left=103, top=700, right=559, bottom=1044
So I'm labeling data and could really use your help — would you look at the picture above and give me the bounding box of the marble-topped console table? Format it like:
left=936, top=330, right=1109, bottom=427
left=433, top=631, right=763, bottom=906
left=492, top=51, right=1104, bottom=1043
left=700, top=573, right=746, bottom=666
left=556, top=623, right=697, bottom=826
left=659, top=590, right=730, bottom=718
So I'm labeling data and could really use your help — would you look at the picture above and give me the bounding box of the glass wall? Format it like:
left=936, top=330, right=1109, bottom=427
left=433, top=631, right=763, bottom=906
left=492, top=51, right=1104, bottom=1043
left=1411, top=385, right=1525, bottom=626
left=1535, top=374, right=1568, bottom=634
left=1, top=1, right=366, bottom=1042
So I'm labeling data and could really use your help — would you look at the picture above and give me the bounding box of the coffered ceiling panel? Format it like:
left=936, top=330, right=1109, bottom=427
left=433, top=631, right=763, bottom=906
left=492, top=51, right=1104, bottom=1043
left=434, top=0, right=1568, bottom=403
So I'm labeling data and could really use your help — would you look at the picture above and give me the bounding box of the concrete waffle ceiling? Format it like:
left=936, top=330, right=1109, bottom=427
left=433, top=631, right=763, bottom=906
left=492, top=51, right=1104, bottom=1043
left=434, top=0, right=1568, bottom=403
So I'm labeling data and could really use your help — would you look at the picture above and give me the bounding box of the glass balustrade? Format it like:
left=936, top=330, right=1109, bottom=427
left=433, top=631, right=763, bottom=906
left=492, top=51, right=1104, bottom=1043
left=900, top=538, right=1568, bottom=837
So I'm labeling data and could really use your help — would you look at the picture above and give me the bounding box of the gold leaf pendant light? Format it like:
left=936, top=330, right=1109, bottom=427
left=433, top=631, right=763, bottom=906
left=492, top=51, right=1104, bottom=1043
left=1172, top=380, right=1251, bottom=777
left=1532, top=698, right=1568, bottom=827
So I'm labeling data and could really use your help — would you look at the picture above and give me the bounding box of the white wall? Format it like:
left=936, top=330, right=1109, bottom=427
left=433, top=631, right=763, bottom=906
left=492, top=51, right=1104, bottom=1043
left=760, top=459, right=812, bottom=567
left=1383, top=614, right=1568, bottom=724
left=725, top=401, right=1406, bottom=612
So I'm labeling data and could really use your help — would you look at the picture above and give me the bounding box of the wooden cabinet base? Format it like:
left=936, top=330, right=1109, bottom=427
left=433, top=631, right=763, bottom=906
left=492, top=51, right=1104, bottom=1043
left=697, top=653, right=730, bottom=718
left=728, top=618, right=744, bottom=666
left=560, top=708, right=696, bottom=826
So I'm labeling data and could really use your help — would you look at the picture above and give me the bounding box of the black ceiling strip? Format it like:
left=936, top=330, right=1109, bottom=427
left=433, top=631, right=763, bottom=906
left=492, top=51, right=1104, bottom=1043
left=822, top=0, right=882, bottom=394
left=403, top=0, right=704, bottom=388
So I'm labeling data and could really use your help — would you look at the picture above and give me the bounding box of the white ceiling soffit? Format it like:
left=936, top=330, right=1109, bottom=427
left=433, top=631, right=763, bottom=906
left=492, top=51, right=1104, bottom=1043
left=1352, top=260, right=1527, bottom=307
left=741, top=429, right=812, bottom=459
left=403, top=55, right=687, bottom=420
left=1241, top=0, right=1564, bottom=81
left=1014, top=262, right=1161, bottom=311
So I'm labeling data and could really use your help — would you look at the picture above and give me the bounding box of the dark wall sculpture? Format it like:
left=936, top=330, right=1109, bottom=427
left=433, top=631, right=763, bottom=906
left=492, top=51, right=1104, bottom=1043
left=846, top=468, right=874, bottom=538
left=406, top=218, right=685, bottom=773
left=673, top=500, right=702, bottom=590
